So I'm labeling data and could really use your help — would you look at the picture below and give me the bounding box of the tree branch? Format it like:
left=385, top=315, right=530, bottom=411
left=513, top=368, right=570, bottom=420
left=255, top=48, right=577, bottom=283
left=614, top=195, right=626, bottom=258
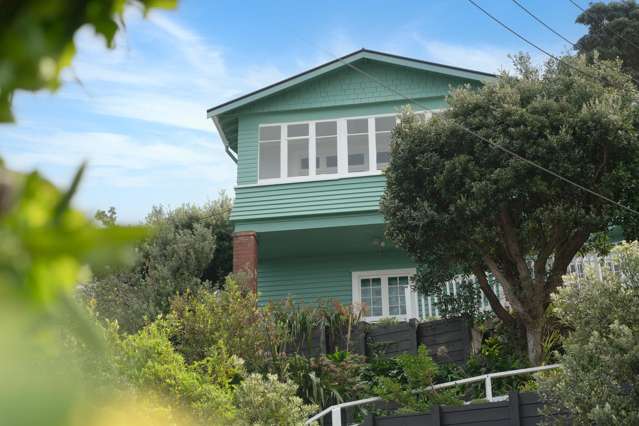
left=546, top=228, right=590, bottom=296
left=498, top=208, right=534, bottom=291
left=483, top=254, right=533, bottom=324
left=472, top=264, right=514, bottom=326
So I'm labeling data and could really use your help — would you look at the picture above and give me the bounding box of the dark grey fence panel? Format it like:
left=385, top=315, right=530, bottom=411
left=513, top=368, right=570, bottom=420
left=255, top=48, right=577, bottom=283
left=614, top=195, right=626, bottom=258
left=365, top=320, right=418, bottom=357
left=417, top=318, right=471, bottom=364
left=327, top=323, right=366, bottom=355
left=364, top=392, right=566, bottom=426
left=287, top=318, right=471, bottom=364
left=285, top=325, right=326, bottom=357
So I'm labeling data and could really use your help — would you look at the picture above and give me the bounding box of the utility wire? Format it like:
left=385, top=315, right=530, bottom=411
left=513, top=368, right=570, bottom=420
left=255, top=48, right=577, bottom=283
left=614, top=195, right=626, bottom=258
left=511, top=0, right=639, bottom=87
left=567, top=0, right=585, bottom=12
left=289, top=34, right=639, bottom=216
left=511, top=0, right=576, bottom=46
left=567, top=0, right=639, bottom=51
left=466, top=0, right=604, bottom=84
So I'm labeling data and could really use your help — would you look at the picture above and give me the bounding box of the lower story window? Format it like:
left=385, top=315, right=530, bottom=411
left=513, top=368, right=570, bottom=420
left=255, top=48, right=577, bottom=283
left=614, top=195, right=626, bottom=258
left=352, top=269, right=416, bottom=321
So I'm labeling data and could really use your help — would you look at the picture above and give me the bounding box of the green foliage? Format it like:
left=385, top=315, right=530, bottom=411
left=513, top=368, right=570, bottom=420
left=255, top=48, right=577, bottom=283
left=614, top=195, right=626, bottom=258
left=420, top=271, right=489, bottom=324
left=84, top=196, right=233, bottom=332
left=575, top=0, right=639, bottom=82
left=234, top=373, right=318, bottom=426
left=0, top=164, right=146, bottom=309
left=167, top=278, right=283, bottom=371
left=95, top=206, right=117, bottom=227
left=372, top=346, right=461, bottom=414
left=108, top=321, right=238, bottom=425
left=287, top=351, right=368, bottom=409
left=381, top=53, right=639, bottom=363
left=538, top=242, right=639, bottom=425
left=0, top=0, right=177, bottom=122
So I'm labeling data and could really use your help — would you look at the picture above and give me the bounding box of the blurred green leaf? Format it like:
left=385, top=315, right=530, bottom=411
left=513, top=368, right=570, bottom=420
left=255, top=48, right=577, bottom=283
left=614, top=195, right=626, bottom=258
left=0, top=0, right=178, bottom=122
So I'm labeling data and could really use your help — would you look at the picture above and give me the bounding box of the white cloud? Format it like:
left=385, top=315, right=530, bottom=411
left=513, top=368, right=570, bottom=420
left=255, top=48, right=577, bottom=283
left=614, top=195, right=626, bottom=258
left=414, top=37, right=513, bottom=74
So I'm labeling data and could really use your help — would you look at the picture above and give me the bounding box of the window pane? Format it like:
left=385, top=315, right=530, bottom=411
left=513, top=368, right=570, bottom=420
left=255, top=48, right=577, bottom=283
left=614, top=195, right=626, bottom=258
left=317, top=136, right=337, bottom=175
left=287, top=138, right=309, bottom=177
left=348, top=134, right=369, bottom=172
left=260, top=126, right=280, bottom=141
left=347, top=118, right=368, bottom=134
left=259, top=141, right=280, bottom=179
left=287, top=123, right=309, bottom=138
left=388, top=275, right=408, bottom=316
left=376, top=132, right=391, bottom=170
left=361, top=277, right=382, bottom=317
left=316, top=121, right=337, bottom=137
left=375, top=116, right=396, bottom=132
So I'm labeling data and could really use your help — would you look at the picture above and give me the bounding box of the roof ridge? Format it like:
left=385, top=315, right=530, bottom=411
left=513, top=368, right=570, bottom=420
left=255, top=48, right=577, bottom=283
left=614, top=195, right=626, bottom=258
left=206, top=49, right=496, bottom=116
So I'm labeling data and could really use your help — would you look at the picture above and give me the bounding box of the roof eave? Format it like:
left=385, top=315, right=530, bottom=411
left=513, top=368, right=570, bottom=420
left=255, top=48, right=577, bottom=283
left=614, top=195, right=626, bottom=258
left=206, top=49, right=497, bottom=119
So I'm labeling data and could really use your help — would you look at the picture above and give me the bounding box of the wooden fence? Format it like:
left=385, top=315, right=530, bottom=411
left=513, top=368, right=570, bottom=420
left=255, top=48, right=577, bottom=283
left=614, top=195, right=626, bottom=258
left=360, top=392, right=567, bottom=426
left=286, top=317, right=472, bottom=365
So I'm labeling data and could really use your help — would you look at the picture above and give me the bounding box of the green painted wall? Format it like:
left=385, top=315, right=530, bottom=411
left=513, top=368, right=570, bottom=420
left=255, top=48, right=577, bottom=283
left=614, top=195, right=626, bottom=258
left=235, top=59, right=463, bottom=115
left=258, top=249, right=415, bottom=305
left=231, top=174, right=386, bottom=222
left=233, top=59, right=465, bottom=186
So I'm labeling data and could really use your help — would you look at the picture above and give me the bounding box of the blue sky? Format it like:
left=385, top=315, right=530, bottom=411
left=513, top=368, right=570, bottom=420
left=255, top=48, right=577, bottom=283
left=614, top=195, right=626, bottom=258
left=0, top=0, right=590, bottom=223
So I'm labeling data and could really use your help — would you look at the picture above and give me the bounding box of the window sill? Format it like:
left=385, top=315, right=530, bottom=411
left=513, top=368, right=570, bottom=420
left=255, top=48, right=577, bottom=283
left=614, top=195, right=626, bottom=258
left=240, top=170, right=386, bottom=188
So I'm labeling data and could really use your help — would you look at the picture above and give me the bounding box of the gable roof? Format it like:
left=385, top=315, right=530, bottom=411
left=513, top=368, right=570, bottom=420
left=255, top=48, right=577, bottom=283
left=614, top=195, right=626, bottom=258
left=207, top=48, right=495, bottom=118
left=207, top=49, right=497, bottom=158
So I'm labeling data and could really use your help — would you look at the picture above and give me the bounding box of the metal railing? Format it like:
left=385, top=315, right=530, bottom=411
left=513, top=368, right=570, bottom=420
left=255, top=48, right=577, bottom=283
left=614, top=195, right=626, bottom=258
left=305, top=363, right=561, bottom=425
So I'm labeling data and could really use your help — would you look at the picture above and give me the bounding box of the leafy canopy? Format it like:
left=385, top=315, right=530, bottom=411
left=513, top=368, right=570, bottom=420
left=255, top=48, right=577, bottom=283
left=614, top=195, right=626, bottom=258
left=382, top=54, right=639, bottom=363
left=575, top=0, right=639, bottom=82
left=84, top=196, right=233, bottom=333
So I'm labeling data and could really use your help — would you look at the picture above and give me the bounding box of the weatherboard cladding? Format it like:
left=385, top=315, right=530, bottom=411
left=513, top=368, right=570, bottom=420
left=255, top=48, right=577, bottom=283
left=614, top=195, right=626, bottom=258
left=234, top=59, right=464, bottom=186
left=233, top=60, right=462, bottom=115
left=230, top=174, right=386, bottom=222
left=257, top=250, right=414, bottom=305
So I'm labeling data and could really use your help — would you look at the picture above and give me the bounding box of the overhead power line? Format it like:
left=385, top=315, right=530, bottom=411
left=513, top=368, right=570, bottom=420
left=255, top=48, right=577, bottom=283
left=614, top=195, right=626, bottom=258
left=510, top=0, right=639, bottom=87
left=511, top=0, right=576, bottom=46
left=567, top=0, right=585, bottom=12
left=289, top=35, right=639, bottom=217
left=466, top=0, right=605, bottom=84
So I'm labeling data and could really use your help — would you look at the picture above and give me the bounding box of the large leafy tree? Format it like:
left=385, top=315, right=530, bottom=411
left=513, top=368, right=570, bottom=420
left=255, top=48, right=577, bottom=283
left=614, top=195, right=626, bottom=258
left=381, top=55, right=639, bottom=364
left=575, top=0, right=639, bottom=82
left=84, top=196, right=233, bottom=332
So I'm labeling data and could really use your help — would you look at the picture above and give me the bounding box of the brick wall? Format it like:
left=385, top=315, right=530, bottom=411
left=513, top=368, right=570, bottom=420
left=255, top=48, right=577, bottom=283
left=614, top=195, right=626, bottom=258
left=233, top=231, right=258, bottom=292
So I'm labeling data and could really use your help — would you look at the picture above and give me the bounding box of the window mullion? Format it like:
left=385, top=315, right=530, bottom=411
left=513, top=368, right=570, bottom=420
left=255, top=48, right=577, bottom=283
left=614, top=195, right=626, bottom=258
left=281, top=124, right=287, bottom=178
left=368, top=117, right=376, bottom=172
left=309, top=121, right=316, bottom=176
left=337, top=119, right=348, bottom=176
left=381, top=276, right=390, bottom=317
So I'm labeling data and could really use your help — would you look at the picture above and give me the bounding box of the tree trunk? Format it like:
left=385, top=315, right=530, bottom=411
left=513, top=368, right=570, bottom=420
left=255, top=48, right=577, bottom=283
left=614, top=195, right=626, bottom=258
left=525, top=321, right=544, bottom=365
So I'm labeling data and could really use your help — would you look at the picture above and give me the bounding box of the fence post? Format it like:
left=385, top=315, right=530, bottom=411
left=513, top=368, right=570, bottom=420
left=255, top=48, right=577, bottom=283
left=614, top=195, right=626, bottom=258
left=331, top=406, right=341, bottom=426
left=509, top=391, right=521, bottom=426
left=431, top=404, right=441, bottom=426
left=485, top=375, right=493, bottom=401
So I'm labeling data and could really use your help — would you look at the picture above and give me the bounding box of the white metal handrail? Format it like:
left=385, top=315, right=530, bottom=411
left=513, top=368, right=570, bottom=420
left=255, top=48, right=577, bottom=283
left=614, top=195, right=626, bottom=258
left=305, top=363, right=561, bottom=425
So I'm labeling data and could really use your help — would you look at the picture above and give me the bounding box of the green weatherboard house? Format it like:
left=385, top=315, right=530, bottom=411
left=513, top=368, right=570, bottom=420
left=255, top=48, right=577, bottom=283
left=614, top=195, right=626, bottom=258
left=207, top=49, right=496, bottom=322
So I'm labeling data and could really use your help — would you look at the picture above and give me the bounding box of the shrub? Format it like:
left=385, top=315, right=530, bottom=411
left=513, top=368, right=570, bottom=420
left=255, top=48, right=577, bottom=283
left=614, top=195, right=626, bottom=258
left=85, top=196, right=233, bottom=333
left=538, top=242, right=639, bottom=425
left=372, top=346, right=461, bottom=414
left=167, top=278, right=288, bottom=373
left=234, top=373, right=318, bottom=426
left=109, top=321, right=238, bottom=425
left=287, top=351, right=368, bottom=409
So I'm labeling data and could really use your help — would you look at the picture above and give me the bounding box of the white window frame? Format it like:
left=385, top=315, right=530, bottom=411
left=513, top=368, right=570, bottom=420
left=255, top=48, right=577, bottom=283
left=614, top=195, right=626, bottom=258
left=255, top=110, right=442, bottom=186
left=351, top=268, right=417, bottom=322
